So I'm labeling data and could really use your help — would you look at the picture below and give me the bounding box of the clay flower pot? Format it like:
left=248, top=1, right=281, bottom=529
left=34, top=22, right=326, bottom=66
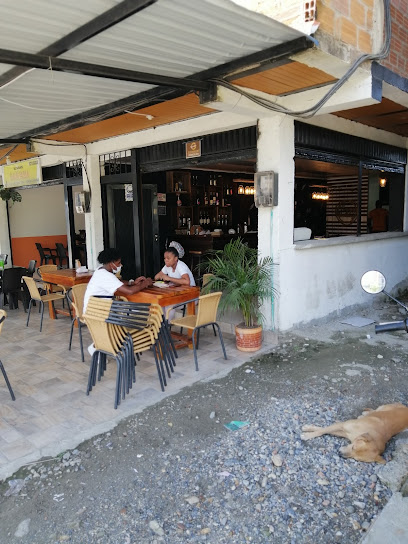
left=235, top=323, right=263, bottom=352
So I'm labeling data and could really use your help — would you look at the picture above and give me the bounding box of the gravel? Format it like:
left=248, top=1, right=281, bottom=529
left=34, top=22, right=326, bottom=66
left=1, top=310, right=408, bottom=543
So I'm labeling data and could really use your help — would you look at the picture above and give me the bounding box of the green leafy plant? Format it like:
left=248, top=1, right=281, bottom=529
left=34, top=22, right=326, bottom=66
left=0, top=185, right=22, bottom=203
left=202, top=238, right=277, bottom=327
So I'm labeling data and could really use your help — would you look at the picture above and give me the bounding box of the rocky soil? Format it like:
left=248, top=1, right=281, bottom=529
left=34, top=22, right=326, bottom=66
left=1, top=298, right=408, bottom=543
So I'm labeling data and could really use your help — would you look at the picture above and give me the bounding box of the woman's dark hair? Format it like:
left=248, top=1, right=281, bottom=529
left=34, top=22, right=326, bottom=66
left=164, top=247, right=179, bottom=258
left=98, top=248, right=121, bottom=264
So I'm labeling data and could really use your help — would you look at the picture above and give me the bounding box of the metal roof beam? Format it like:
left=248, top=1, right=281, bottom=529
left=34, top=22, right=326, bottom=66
left=0, top=0, right=157, bottom=89
left=5, top=37, right=312, bottom=140
left=0, top=48, right=210, bottom=91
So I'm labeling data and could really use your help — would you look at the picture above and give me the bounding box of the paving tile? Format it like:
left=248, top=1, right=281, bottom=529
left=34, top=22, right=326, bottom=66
left=0, top=306, right=277, bottom=480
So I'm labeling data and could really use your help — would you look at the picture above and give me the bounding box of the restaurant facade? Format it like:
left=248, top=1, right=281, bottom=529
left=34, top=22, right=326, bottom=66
left=1, top=0, right=408, bottom=332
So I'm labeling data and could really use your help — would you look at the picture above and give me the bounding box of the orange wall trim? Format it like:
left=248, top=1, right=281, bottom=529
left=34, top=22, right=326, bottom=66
left=11, top=235, right=68, bottom=268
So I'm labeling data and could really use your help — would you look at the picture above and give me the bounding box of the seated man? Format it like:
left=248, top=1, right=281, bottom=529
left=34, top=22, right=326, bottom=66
left=368, top=200, right=389, bottom=233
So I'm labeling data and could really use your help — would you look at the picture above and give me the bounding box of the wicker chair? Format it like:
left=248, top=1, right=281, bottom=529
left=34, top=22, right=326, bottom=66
left=23, top=276, right=70, bottom=332
left=0, top=310, right=16, bottom=400
left=68, top=283, right=88, bottom=362
left=168, top=292, right=227, bottom=371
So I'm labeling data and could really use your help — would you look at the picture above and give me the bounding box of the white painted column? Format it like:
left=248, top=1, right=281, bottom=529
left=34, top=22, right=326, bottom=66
left=257, top=114, right=295, bottom=330
left=83, top=155, right=104, bottom=270
left=0, top=200, right=11, bottom=264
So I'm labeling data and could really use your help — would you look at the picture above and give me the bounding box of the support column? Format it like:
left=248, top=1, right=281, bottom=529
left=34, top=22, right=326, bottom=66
left=83, top=155, right=104, bottom=270
left=0, top=200, right=11, bottom=264
left=257, top=114, right=295, bottom=331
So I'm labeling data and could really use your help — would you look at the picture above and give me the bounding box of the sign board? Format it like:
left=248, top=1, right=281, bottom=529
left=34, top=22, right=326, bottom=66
left=3, top=158, right=42, bottom=188
left=125, top=184, right=133, bottom=202
left=185, top=139, right=201, bottom=159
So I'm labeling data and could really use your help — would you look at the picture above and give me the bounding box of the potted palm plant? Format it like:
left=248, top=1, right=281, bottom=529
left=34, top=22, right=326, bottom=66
left=202, top=238, right=276, bottom=352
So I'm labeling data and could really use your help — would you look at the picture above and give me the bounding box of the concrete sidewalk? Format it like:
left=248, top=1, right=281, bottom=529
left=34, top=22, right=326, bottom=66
left=361, top=493, right=408, bottom=544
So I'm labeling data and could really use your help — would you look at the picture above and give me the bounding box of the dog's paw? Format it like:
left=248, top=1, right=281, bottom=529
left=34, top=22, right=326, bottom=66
left=301, top=432, right=312, bottom=441
left=302, top=424, right=321, bottom=432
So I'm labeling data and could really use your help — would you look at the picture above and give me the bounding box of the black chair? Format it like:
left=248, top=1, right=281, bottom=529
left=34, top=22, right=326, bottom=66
left=0, top=311, right=16, bottom=400
left=55, top=243, right=69, bottom=268
left=0, top=267, right=26, bottom=310
left=35, top=243, right=57, bottom=265
left=27, top=259, right=37, bottom=276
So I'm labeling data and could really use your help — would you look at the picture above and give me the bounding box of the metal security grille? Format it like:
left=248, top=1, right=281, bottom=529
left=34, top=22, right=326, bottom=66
left=99, top=150, right=131, bottom=177
left=65, top=159, right=83, bottom=178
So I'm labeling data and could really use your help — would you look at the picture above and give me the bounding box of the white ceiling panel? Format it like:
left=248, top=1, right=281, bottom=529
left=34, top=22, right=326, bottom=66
left=0, top=0, right=307, bottom=140
left=0, top=0, right=124, bottom=53
left=0, top=69, right=152, bottom=138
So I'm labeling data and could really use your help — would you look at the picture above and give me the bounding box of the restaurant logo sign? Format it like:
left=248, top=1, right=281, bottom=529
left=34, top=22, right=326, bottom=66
left=185, top=139, right=201, bottom=159
left=3, top=158, right=43, bottom=188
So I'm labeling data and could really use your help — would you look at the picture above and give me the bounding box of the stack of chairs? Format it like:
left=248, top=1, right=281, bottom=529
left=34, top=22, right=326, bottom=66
left=83, top=297, right=176, bottom=409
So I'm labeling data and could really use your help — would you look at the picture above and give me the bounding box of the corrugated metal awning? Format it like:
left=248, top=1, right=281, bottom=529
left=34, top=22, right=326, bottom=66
left=0, top=0, right=310, bottom=142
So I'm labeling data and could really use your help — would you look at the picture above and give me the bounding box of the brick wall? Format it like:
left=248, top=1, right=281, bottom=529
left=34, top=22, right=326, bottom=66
left=381, top=1, right=408, bottom=77
left=316, top=0, right=408, bottom=78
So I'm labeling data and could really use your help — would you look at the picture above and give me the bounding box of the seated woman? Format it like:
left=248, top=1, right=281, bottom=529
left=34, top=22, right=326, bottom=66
left=154, top=245, right=195, bottom=287
left=155, top=244, right=195, bottom=321
left=83, top=247, right=153, bottom=313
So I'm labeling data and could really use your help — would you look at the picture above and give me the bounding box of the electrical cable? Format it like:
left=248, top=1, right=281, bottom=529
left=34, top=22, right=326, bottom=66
left=211, top=0, right=391, bottom=119
left=0, top=144, right=18, bottom=162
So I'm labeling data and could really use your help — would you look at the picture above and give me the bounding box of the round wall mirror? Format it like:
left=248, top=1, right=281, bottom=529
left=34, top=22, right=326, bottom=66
left=361, top=270, right=386, bottom=294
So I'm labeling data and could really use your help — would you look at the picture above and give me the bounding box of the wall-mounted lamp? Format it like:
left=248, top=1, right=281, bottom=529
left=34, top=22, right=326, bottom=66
left=238, top=185, right=244, bottom=195
left=379, top=177, right=387, bottom=188
left=312, top=192, right=329, bottom=200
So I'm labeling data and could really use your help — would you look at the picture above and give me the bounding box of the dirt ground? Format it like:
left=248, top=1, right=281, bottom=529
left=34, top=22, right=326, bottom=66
left=0, top=295, right=407, bottom=543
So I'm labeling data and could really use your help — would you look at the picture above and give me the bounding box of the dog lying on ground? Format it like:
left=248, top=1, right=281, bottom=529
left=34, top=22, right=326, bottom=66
left=301, top=403, right=408, bottom=463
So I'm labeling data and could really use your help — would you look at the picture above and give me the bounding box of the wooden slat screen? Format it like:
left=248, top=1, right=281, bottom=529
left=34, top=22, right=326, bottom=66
left=326, top=176, right=368, bottom=237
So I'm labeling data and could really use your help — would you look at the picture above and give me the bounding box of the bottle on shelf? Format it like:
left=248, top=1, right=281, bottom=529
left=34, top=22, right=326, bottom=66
left=216, top=192, right=219, bottom=206
left=206, top=212, right=210, bottom=226
left=204, top=191, right=208, bottom=205
left=243, top=221, right=248, bottom=233
left=177, top=194, right=182, bottom=207
left=179, top=214, right=184, bottom=227
left=187, top=217, right=191, bottom=231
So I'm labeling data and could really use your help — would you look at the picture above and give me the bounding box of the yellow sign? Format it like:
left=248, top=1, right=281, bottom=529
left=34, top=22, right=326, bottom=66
left=185, top=139, right=201, bottom=159
left=3, top=158, right=42, bottom=188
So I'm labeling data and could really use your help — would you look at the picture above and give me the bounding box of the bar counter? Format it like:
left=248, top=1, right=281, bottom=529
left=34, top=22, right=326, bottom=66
left=170, top=231, right=257, bottom=255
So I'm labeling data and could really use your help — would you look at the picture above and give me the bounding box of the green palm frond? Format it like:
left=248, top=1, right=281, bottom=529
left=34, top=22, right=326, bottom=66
left=201, top=238, right=278, bottom=327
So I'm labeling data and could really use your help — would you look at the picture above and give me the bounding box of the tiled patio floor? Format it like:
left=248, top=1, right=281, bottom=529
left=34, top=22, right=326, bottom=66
left=0, top=303, right=277, bottom=480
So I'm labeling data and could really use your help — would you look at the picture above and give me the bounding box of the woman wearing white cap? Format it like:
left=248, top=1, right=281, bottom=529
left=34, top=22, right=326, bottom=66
left=154, top=242, right=195, bottom=287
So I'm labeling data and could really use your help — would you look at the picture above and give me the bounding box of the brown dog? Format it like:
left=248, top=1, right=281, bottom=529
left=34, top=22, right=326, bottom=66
left=301, top=403, right=408, bottom=463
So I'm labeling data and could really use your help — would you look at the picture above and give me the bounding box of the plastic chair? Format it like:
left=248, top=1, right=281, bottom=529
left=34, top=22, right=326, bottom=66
left=27, top=260, right=37, bottom=276
left=68, top=284, right=87, bottom=362
left=84, top=297, right=135, bottom=409
left=0, top=267, right=26, bottom=310
left=23, top=276, right=71, bottom=332
left=37, top=265, right=65, bottom=297
left=0, top=310, right=16, bottom=400
left=35, top=243, right=56, bottom=265
left=56, top=243, right=69, bottom=268
left=109, top=300, right=175, bottom=392
left=168, top=292, right=227, bottom=371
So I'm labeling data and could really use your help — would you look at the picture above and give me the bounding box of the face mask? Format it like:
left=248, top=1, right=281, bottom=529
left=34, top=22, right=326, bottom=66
left=112, top=264, right=122, bottom=274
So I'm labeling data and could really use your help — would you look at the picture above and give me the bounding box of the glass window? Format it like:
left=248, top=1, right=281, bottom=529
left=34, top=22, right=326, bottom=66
left=294, top=158, right=405, bottom=239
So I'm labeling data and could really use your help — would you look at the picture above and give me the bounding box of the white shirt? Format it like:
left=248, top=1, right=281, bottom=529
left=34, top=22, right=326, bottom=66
left=83, top=267, right=123, bottom=312
left=161, top=260, right=195, bottom=286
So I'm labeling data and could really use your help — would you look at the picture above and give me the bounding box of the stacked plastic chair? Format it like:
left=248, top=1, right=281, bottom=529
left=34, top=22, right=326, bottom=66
left=84, top=298, right=175, bottom=408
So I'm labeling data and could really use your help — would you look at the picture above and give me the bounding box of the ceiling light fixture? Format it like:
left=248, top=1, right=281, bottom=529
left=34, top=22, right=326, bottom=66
left=124, top=110, right=154, bottom=120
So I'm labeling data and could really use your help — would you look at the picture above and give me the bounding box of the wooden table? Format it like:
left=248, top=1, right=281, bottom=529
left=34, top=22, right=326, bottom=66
left=40, top=268, right=94, bottom=319
left=127, top=285, right=200, bottom=349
